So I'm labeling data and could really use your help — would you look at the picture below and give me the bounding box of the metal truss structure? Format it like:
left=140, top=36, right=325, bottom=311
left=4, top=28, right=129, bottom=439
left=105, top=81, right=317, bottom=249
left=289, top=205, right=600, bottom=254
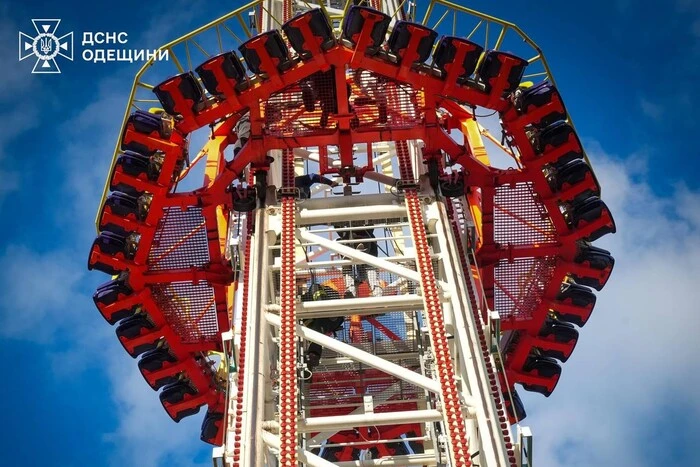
left=87, top=1, right=616, bottom=466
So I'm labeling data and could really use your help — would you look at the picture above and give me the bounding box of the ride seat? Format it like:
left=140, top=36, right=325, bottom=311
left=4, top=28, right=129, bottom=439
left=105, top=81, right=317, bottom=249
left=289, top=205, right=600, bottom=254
left=138, top=346, right=181, bottom=390
left=431, top=36, right=483, bottom=82
left=387, top=21, right=438, bottom=66
left=511, top=81, right=567, bottom=128
left=531, top=120, right=572, bottom=151
left=115, top=314, right=161, bottom=357
left=536, top=319, right=579, bottom=362
left=571, top=243, right=615, bottom=290
left=97, top=301, right=140, bottom=326
left=115, top=151, right=150, bottom=178
left=552, top=282, right=596, bottom=327
left=93, top=276, right=133, bottom=313
left=153, top=71, right=206, bottom=118
left=547, top=159, right=600, bottom=199
left=283, top=8, right=336, bottom=60
left=238, top=30, right=293, bottom=76
left=341, top=6, right=391, bottom=56
left=195, top=51, right=248, bottom=98
left=476, top=50, right=528, bottom=96
left=503, top=388, right=527, bottom=423
left=102, top=191, right=140, bottom=220
left=159, top=380, right=204, bottom=422
left=200, top=409, right=225, bottom=445
left=88, top=231, right=131, bottom=275
left=519, top=355, right=561, bottom=397
left=567, top=196, right=616, bottom=242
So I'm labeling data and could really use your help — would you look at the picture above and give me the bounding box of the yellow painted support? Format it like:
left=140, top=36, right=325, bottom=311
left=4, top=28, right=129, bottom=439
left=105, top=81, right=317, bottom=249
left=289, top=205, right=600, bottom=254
left=462, top=119, right=490, bottom=167
left=461, top=119, right=489, bottom=246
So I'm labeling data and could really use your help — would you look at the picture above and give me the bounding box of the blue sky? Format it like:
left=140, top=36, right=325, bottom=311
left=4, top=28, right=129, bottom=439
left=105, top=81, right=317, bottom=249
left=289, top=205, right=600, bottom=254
left=0, top=1, right=698, bottom=466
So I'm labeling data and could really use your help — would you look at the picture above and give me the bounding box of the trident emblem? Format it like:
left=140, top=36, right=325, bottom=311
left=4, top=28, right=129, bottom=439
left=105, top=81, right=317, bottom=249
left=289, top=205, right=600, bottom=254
left=19, top=19, right=73, bottom=74
left=40, top=36, right=53, bottom=54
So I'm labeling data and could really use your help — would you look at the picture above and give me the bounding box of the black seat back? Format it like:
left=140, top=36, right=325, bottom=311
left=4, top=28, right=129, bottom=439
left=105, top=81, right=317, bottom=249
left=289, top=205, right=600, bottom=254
left=341, top=6, right=391, bottom=50
left=195, top=51, right=247, bottom=97
left=432, top=36, right=483, bottom=79
left=387, top=21, right=438, bottom=65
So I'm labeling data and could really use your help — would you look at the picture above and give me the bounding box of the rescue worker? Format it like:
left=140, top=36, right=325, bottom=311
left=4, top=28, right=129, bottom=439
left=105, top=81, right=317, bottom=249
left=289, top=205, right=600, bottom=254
left=232, top=112, right=250, bottom=156
left=295, top=173, right=338, bottom=199
left=297, top=278, right=345, bottom=370
left=299, top=68, right=338, bottom=128
left=336, top=224, right=383, bottom=298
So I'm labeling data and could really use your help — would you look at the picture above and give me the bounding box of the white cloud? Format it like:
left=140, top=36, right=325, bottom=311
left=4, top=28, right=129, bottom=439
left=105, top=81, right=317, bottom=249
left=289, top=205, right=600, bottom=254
left=517, top=143, right=700, bottom=467
left=36, top=9, right=215, bottom=465
left=0, top=241, right=208, bottom=465
left=677, top=0, right=700, bottom=39
left=0, top=9, right=41, bottom=200
left=693, top=18, right=700, bottom=38
left=639, top=97, right=663, bottom=121
left=0, top=169, right=20, bottom=203
left=0, top=245, right=84, bottom=341
left=102, top=351, right=209, bottom=467
left=1, top=13, right=37, bottom=100
left=57, top=78, right=130, bottom=243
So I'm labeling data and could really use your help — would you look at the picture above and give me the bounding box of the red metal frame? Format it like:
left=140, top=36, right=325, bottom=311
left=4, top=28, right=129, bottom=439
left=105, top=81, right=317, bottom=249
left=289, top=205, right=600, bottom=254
left=91, top=5, right=615, bottom=451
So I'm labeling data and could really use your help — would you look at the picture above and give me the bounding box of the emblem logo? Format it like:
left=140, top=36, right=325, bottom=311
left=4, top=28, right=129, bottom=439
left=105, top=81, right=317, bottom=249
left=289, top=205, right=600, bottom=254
left=19, top=19, right=73, bottom=74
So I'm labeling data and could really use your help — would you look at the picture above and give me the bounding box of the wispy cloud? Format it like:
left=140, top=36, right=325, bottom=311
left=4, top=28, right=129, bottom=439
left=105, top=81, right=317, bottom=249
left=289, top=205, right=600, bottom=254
left=0, top=170, right=20, bottom=202
left=639, top=97, right=663, bottom=121
left=57, top=78, right=130, bottom=241
left=102, top=353, right=208, bottom=467
left=0, top=10, right=41, bottom=203
left=693, top=18, right=700, bottom=38
left=677, top=0, right=700, bottom=39
left=0, top=245, right=84, bottom=342
left=0, top=13, right=37, bottom=100
left=519, top=142, right=700, bottom=467
left=30, top=8, right=214, bottom=465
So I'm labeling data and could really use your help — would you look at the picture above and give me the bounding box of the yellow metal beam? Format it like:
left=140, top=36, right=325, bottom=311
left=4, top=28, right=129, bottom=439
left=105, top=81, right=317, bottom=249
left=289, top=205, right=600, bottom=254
left=462, top=118, right=490, bottom=167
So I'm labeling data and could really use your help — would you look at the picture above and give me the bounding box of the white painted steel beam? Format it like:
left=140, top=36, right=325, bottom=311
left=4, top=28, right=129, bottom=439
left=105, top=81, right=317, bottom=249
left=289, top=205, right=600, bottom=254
left=431, top=201, right=514, bottom=466
left=334, top=454, right=438, bottom=466
left=297, top=197, right=408, bottom=224
left=298, top=230, right=421, bottom=283
left=261, top=431, right=338, bottom=467
left=267, top=294, right=426, bottom=318
left=298, top=229, right=451, bottom=292
left=265, top=312, right=442, bottom=394
left=299, top=410, right=444, bottom=432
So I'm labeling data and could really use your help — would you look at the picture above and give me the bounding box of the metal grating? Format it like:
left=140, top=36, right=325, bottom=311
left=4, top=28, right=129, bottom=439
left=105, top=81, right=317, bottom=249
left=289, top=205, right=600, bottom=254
left=307, top=365, right=422, bottom=419
left=264, top=69, right=338, bottom=137
left=494, top=182, right=557, bottom=246
left=150, top=280, right=219, bottom=343
left=299, top=303, right=423, bottom=418
left=317, top=311, right=421, bottom=357
left=148, top=206, right=210, bottom=270
left=493, top=256, right=557, bottom=320
left=263, top=68, right=425, bottom=137
left=349, top=69, right=424, bottom=131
